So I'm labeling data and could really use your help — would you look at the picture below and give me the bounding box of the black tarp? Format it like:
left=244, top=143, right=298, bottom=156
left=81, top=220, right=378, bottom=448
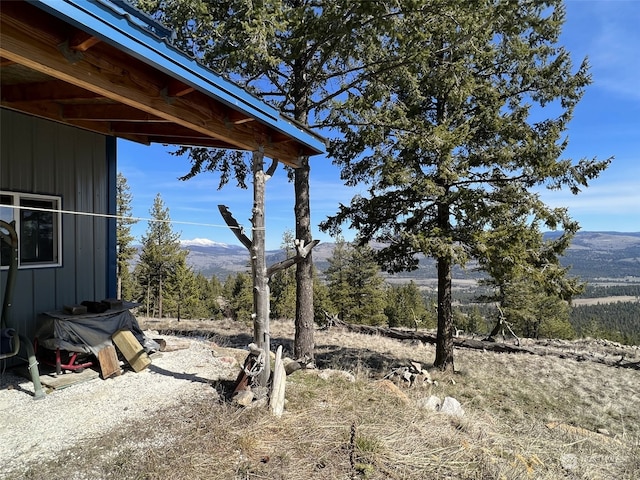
left=36, top=303, right=147, bottom=356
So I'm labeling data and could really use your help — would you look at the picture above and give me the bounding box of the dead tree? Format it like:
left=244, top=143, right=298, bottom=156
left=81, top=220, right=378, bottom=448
left=330, top=318, right=640, bottom=370
left=219, top=148, right=273, bottom=387
left=485, top=306, right=521, bottom=346
left=219, top=149, right=319, bottom=386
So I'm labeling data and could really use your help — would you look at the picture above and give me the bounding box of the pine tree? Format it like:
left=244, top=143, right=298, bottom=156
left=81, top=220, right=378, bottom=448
left=476, top=211, right=582, bottom=340
left=324, top=237, right=353, bottom=322
left=134, top=0, right=413, bottom=362
left=345, top=244, right=388, bottom=326
left=326, top=239, right=387, bottom=326
left=164, top=261, right=202, bottom=321
left=385, top=281, right=431, bottom=329
left=270, top=230, right=297, bottom=320
left=116, top=172, right=138, bottom=300
left=322, top=1, right=610, bottom=371
left=194, top=273, right=224, bottom=320
left=223, top=272, right=254, bottom=322
left=312, top=274, right=333, bottom=324
left=136, top=194, right=185, bottom=318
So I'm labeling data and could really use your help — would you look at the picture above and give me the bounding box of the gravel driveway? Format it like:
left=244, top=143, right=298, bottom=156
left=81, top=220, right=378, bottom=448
left=0, top=334, right=245, bottom=477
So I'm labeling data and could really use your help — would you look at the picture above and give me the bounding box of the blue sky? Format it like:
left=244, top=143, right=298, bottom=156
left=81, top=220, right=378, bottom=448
left=118, top=1, right=640, bottom=250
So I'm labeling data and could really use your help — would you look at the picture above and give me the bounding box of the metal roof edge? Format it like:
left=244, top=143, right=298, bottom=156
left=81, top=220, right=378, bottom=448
left=32, top=0, right=326, bottom=156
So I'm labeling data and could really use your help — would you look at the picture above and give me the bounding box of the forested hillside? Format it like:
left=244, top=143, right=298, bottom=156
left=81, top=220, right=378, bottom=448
left=570, top=301, right=640, bottom=345
left=127, top=232, right=639, bottom=345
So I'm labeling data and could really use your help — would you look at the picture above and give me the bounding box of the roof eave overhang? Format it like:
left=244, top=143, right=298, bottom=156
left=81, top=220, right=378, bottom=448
left=3, top=0, right=325, bottom=165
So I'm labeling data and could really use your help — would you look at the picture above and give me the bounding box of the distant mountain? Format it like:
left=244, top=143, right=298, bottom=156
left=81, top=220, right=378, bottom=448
left=546, top=231, right=640, bottom=280
left=178, top=238, right=295, bottom=278
left=153, top=231, right=640, bottom=282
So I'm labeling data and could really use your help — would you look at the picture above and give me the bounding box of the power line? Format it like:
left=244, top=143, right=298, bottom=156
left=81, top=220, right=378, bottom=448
left=1, top=204, right=257, bottom=230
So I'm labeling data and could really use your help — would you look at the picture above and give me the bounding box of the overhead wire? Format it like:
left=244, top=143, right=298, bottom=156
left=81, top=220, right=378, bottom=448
left=0, top=204, right=266, bottom=231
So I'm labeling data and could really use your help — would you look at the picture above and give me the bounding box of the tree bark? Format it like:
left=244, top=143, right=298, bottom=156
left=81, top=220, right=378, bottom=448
left=434, top=254, right=454, bottom=370
left=434, top=197, right=454, bottom=371
left=158, top=276, right=163, bottom=319
left=294, top=156, right=315, bottom=364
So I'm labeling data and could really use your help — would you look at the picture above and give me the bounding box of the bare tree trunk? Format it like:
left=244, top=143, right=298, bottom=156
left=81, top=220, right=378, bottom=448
left=294, top=156, right=315, bottom=365
left=328, top=318, right=640, bottom=371
left=158, top=277, right=163, bottom=319
left=252, top=149, right=271, bottom=387
left=219, top=153, right=313, bottom=383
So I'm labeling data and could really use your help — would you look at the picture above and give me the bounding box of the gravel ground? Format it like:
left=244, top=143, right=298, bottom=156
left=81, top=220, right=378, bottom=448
left=0, top=333, right=245, bottom=477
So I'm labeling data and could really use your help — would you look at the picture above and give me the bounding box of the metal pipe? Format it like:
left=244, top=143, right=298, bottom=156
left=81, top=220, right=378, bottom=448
left=1, top=220, right=18, bottom=327
left=19, top=333, right=45, bottom=400
left=1, top=220, right=45, bottom=400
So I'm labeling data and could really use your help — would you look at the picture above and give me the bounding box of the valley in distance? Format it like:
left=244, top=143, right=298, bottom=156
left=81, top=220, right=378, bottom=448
left=176, top=231, right=640, bottom=291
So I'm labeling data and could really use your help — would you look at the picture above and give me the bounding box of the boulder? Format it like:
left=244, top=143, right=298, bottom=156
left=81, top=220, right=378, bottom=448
left=283, top=358, right=302, bottom=375
left=440, top=396, right=465, bottom=417
left=416, top=395, right=442, bottom=412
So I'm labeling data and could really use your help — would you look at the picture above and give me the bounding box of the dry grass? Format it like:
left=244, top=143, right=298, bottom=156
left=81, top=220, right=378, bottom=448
left=17, top=318, right=640, bottom=480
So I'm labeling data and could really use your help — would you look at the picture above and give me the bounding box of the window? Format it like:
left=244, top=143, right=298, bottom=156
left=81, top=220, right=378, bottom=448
left=1, top=191, right=62, bottom=268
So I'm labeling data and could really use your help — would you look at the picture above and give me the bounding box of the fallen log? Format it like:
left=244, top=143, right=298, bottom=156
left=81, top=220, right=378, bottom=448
left=330, top=319, right=640, bottom=370
left=331, top=319, right=535, bottom=354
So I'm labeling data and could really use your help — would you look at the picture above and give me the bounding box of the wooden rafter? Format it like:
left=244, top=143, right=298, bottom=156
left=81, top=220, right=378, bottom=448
left=166, top=79, right=195, bottom=98
left=69, top=30, right=101, bottom=52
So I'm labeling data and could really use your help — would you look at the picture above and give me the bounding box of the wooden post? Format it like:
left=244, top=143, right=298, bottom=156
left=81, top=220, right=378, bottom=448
left=218, top=148, right=282, bottom=388
left=112, top=330, right=151, bottom=372
left=251, top=148, right=271, bottom=387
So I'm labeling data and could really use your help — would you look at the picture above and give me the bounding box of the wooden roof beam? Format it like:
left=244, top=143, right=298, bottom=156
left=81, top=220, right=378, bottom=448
left=150, top=136, right=237, bottom=149
left=61, top=104, right=169, bottom=122
left=1, top=56, right=16, bottom=67
left=109, top=121, right=202, bottom=136
left=166, top=79, right=195, bottom=98
left=227, top=109, right=256, bottom=125
left=0, top=80, right=103, bottom=103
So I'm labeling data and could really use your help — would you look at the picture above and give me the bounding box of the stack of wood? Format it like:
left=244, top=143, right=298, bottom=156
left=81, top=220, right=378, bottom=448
left=96, top=329, right=151, bottom=379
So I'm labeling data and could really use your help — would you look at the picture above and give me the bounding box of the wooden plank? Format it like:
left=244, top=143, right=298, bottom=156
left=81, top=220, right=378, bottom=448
left=112, top=330, right=151, bottom=372
left=97, top=344, right=122, bottom=379
left=39, top=369, right=99, bottom=389
left=269, top=345, right=286, bottom=417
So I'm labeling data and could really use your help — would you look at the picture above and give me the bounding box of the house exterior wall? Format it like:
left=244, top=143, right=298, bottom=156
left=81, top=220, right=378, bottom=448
left=1, top=109, right=116, bottom=341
